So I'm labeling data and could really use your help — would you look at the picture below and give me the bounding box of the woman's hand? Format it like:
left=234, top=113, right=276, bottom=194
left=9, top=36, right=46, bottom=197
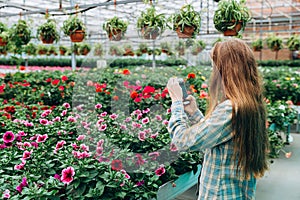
left=167, top=77, right=183, bottom=102
left=184, top=95, right=198, bottom=116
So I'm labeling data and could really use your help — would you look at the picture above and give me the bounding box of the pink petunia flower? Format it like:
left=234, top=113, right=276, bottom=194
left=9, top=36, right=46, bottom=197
left=63, top=103, right=70, bottom=109
left=39, top=118, right=49, bottom=125
left=18, top=131, right=27, bottom=137
left=201, top=83, right=208, bottom=88
left=120, top=169, right=130, bottom=179
left=95, top=104, right=102, bottom=109
left=155, top=165, right=166, bottom=176
left=2, top=189, right=10, bottom=199
left=36, top=134, right=48, bottom=143
left=3, top=131, right=15, bottom=143
left=142, top=108, right=150, bottom=114
left=162, top=120, right=169, bottom=125
left=155, top=115, right=162, bottom=121
left=61, top=166, right=75, bottom=184
left=149, top=152, right=160, bottom=160
left=55, top=140, right=66, bottom=151
left=124, top=117, right=132, bottom=123
left=76, top=135, right=85, bottom=141
left=67, top=116, right=77, bottom=123
left=71, top=143, right=80, bottom=150
left=54, top=174, right=61, bottom=180
left=97, top=139, right=104, bottom=147
left=170, top=143, right=178, bottom=152
left=109, top=113, right=118, bottom=120
left=100, top=112, right=107, bottom=117
left=61, top=110, right=67, bottom=117
left=99, top=124, right=107, bottom=131
left=120, top=124, right=127, bottom=130
left=151, top=132, right=159, bottom=139
left=53, top=116, right=61, bottom=122
left=80, top=144, right=89, bottom=151
left=22, top=150, right=32, bottom=160
left=138, top=131, right=146, bottom=141
left=41, top=110, right=52, bottom=118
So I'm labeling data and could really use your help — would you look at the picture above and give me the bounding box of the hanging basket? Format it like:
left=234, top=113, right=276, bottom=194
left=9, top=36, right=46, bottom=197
left=70, top=30, right=85, bottom=43
left=108, top=29, right=122, bottom=41
left=40, top=35, right=54, bottom=44
left=223, top=21, right=242, bottom=36
left=141, top=26, right=160, bottom=40
left=176, top=26, right=194, bottom=38
left=0, top=37, right=7, bottom=46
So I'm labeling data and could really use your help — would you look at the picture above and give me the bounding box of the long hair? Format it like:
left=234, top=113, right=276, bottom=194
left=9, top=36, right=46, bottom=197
left=207, top=38, right=269, bottom=178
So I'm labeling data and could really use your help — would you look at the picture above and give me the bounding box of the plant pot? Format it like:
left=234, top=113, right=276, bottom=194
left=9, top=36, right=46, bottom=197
left=223, top=21, right=242, bottom=36
left=108, top=29, right=122, bottom=41
left=81, top=48, right=90, bottom=55
left=141, top=49, right=148, bottom=54
left=40, top=35, right=54, bottom=44
left=141, top=26, right=159, bottom=40
left=0, top=37, right=7, bottom=46
left=60, top=50, right=66, bottom=55
left=253, top=46, right=262, bottom=52
left=38, top=50, right=47, bottom=55
left=70, top=30, right=85, bottom=43
left=176, top=26, right=195, bottom=38
left=161, top=49, right=169, bottom=54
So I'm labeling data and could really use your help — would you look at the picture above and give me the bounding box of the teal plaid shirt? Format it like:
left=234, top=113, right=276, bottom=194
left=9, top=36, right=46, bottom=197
left=168, top=100, right=256, bottom=200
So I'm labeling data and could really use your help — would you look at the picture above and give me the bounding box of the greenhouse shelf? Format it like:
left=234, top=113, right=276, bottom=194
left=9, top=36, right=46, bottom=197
left=156, top=164, right=202, bottom=200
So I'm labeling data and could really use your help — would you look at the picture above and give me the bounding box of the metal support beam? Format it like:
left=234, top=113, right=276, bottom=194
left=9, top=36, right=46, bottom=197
left=0, top=0, right=143, bottom=17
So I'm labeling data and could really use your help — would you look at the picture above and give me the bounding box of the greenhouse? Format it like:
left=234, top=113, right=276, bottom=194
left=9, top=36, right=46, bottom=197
left=0, top=0, right=299, bottom=199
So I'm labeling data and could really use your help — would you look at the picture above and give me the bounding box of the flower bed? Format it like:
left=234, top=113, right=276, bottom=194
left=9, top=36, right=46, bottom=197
left=0, top=65, right=299, bottom=199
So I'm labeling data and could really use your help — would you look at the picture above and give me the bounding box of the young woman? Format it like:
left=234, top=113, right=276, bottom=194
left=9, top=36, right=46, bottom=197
left=167, top=38, right=269, bottom=199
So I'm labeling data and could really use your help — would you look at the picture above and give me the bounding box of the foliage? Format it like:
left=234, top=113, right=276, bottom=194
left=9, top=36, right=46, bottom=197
left=109, top=45, right=125, bottom=56
left=213, top=0, right=251, bottom=33
left=9, top=19, right=32, bottom=48
left=103, top=16, right=128, bottom=37
left=191, top=40, right=206, bottom=55
left=62, top=15, right=86, bottom=35
left=0, top=22, right=8, bottom=33
left=287, top=34, right=300, bottom=51
left=0, top=31, right=9, bottom=43
left=93, top=43, right=104, bottom=57
left=169, top=4, right=201, bottom=38
left=37, top=19, right=60, bottom=43
left=266, top=34, right=283, bottom=51
left=24, top=43, right=37, bottom=56
left=137, top=6, right=167, bottom=37
left=160, top=42, right=172, bottom=53
left=251, top=38, right=263, bottom=51
left=79, top=43, right=92, bottom=55
left=138, top=43, right=148, bottom=53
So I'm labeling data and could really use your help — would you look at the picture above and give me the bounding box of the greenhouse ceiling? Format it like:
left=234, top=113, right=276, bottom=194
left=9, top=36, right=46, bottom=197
left=0, top=0, right=299, bottom=44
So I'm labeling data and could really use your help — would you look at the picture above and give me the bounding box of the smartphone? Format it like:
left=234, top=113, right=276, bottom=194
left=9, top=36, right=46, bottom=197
left=178, top=78, right=190, bottom=105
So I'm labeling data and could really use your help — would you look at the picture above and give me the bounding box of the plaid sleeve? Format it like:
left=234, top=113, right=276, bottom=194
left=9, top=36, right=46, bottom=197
left=187, top=109, right=204, bottom=125
left=168, top=100, right=233, bottom=151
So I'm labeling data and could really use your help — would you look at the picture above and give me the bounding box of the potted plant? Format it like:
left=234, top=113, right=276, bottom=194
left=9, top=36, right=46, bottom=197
left=266, top=34, right=283, bottom=51
left=251, top=38, right=263, bottom=51
left=191, top=39, right=206, bottom=55
left=59, top=45, right=68, bottom=55
left=0, top=22, right=8, bottom=46
left=287, top=34, right=300, bottom=51
left=154, top=48, right=162, bottom=56
left=9, top=19, right=32, bottom=47
left=71, top=43, right=81, bottom=55
left=48, top=45, right=57, bottom=55
left=24, top=43, right=37, bottom=56
left=169, top=4, right=201, bottom=38
left=175, top=40, right=186, bottom=56
left=160, top=42, right=172, bottom=54
left=80, top=43, right=91, bottom=55
left=37, top=19, right=60, bottom=44
left=123, top=44, right=134, bottom=56
left=135, top=49, right=142, bottom=57
left=138, top=43, right=148, bottom=54
left=62, top=15, right=86, bottom=42
left=213, top=0, right=251, bottom=36
left=37, top=44, right=49, bottom=55
left=109, top=45, right=124, bottom=56
left=93, top=43, right=104, bottom=56
left=103, top=16, right=128, bottom=41
left=137, top=6, right=167, bottom=40
left=266, top=34, right=283, bottom=60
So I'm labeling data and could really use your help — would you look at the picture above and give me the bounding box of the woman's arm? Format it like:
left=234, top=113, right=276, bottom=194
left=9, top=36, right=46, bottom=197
left=168, top=100, right=233, bottom=151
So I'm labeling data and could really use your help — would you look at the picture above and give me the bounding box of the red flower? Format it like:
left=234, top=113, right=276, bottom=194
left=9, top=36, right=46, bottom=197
left=61, top=166, right=75, bottom=184
left=130, top=91, right=138, bottom=99
left=19, top=66, right=26, bottom=71
left=0, top=83, right=5, bottom=94
left=58, top=86, right=64, bottom=91
left=111, top=159, right=123, bottom=171
left=52, top=79, right=60, bottom=85
left=61, top=75, right=68, bottom=82
left=143, top=86, right=155, bottom=94
left=113, top=96, right=119, bottom=101
left=187, top=73, right=196, bottom=79
left=134, top=97, right=142, bottom=103
left=45, top=78, right=52, bottom=83
left=122, top=69, right=131, bottom=75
